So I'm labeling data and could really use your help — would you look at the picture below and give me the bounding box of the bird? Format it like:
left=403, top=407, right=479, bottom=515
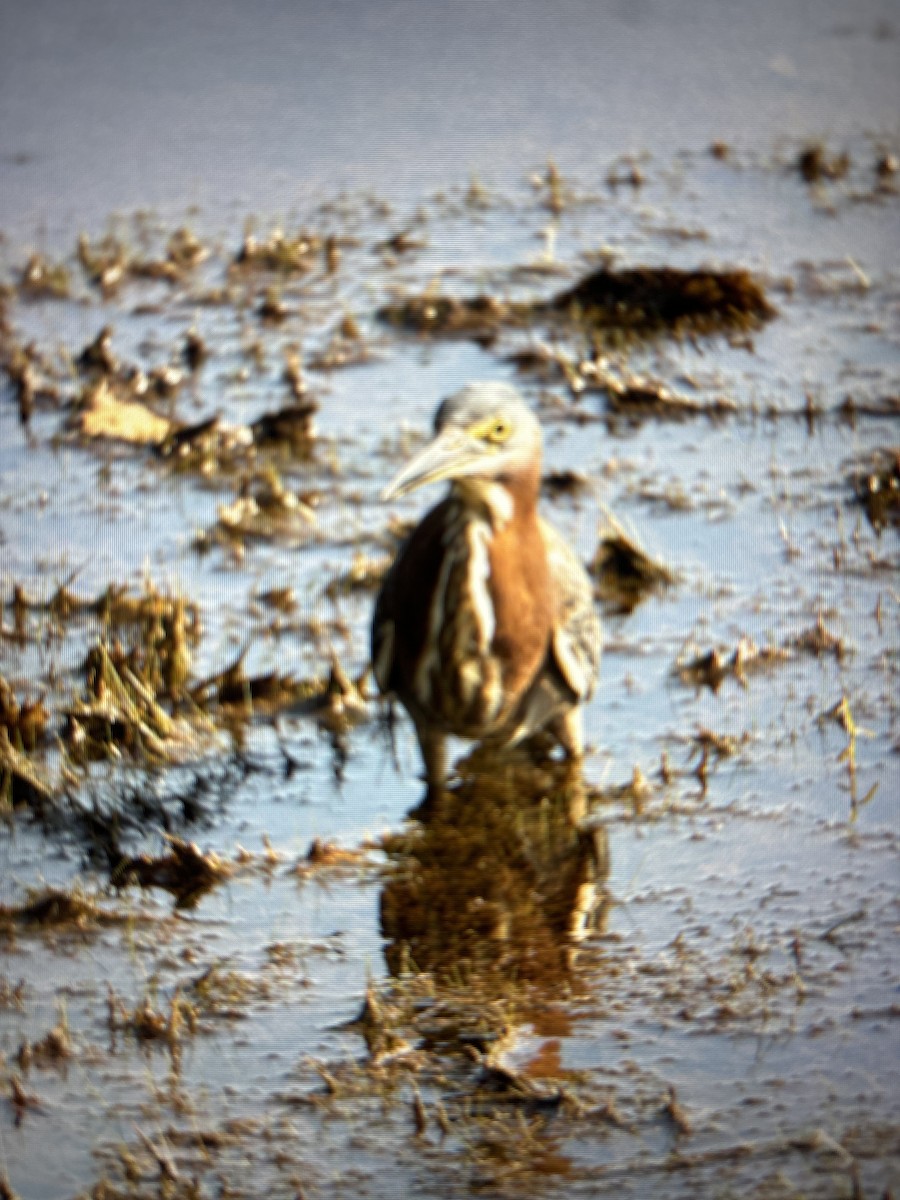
left=372, top=381, right=601, bottom=796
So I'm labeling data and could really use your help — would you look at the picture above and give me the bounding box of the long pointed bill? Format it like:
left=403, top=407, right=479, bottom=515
left=381, top=428, right=479, bottom=501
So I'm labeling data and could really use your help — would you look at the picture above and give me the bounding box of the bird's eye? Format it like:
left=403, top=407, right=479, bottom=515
left=485, top=416, right=511, bottom=444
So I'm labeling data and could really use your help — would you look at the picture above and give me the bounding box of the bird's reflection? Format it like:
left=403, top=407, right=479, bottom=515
left=380, top=748, right=610, bottom=990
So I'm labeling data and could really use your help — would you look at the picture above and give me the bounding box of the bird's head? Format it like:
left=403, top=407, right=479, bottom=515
left=381, top=382, right=543, bottom=504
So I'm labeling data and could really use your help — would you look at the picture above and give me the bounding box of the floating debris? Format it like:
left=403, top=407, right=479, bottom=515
left=610, top=370, right=732, bottom=420
left=676, top=646, right=730, bottom=692
left=3, top=345, right=38, bottom=424
left=212, top=668, right=305, bottom=715
left=471, top=1060, right=568, bottom=1113
left=795, top=257, right=870, bottom=297
left=590, top=511, right=676, bottom=613
left=676, top=637, right=790, bottom=692
left=159, top=414, right=254, bottom=472
left=818, top=694, right=877, bottom=817
left=606, top=155, right=645, bottom=189
left=689, top=728, right=749, bottom=795
left=871, top=152, right=899, bottom=198
left=381, top=265, right=775, bottom=345
left=112, top=835, right=234, bottom=909
left=308, top=314, right=374, bottom=370
left=0, top=979, right=26, bottom=1010
left=506, top=342, right=582, bottom=387
left=233, top=227, right=320, bottom=274
left=0, top=727, right=55, bottom=813
left=255, top=586, right=297, bottom=615
left=378, top=291, right=518, bottom=343
left=250, top=400, right=318, bottom=453
left=600, top=763, right=655, bottom=816
left=308, top=656, right=370, bottom=736
left=19, top=252, right=71, bottom=300
left=17, top=1011, right=73, bottom=1067
left=207, top=651, right=368, bottom=742
left=510, top=344, right=734, bottom=418
left=108, top=986, right=198, bottom=1047
left=534, top=159, right=571, bottom=213
left=8, top=1074, right=44, bottom=1126
left=76, top=325, right=119, bottom=375
left=838, top=394, right=900, bottom=423
left=74, top=377, right=174, bottom=445
left=587, top=361, right=737, bottom=422
left=374, top=229, right=427, bottom=256
left=0, top=885, right=132, bottom=930
left=127, top=228, right=207, bottom=284
left=146, top=363, right=184, bottom=400
left=324, top=551, right=391, bottom=602
left=797, top=143, right=850, bottom=183
left=183, top=327, right=208, bottom=371
left=295, top=837, right=371, bottom=875
left=62, top=637, right=213, bottom=766
left=851, top=448, right=900, bottom=532
left=660, top=1085, right=693, bottom=1137
left=8, top=579, right=201, bottom=642
left=788, top=614, right=847, bottom=661
left=282, top=346, right=308, bottom=399
left=3, top=340, right=61, bottom=423
left=543, top=266, right=776, bottom=339
left=190, top=646, right=319, bottom=716
left=187, top=963, right=273, bottom=1019
left=0, top=676, right=49, bottom=752
left=541, top=469, right=591, bottom=500
left=77, top=232, right=128, bottom=295
left=258, top=285, right=288, bottom=323
left=672, top=617, right=847, bottom=697
left=322, top=233, right=342, bottom=274
left=165, top=226, right=207, bottom=272
left=212, top=469, right=317, bottom=545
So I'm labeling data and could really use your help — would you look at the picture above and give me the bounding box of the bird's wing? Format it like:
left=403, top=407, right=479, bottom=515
left=370, top=567, right=397, bottom=694
left=539, top=518, right=602, bottom=701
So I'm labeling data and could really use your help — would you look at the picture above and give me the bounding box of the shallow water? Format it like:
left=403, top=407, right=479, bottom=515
left=1, top=3, right=899, bottom=1198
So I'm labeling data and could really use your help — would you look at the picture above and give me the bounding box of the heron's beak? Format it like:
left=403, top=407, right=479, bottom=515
left=381, top=429, right=481, bottom=501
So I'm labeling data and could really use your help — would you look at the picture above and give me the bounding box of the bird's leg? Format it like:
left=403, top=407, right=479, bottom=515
left=416, top=721, right=447, bottom=788
left=411, top=721, right=447, bottom=818
left=551, top=706, right=584, bottom=759
left=546, top=710, right=588, bottom=822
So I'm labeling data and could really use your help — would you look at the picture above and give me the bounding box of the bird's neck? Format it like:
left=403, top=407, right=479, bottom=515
left=453, top=464, right=540, bottom=532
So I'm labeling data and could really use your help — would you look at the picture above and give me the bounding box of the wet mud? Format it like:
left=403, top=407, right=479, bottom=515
left=0, top=136, right=898, bottom=1199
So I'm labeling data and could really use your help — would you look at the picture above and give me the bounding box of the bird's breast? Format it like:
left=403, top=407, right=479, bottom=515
left=407, top=502, right=551, bottom=737
left=411, top=510, right=505, bottom=731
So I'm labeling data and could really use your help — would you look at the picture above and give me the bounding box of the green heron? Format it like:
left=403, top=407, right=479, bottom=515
left=372, top=381, right=601, bottom=792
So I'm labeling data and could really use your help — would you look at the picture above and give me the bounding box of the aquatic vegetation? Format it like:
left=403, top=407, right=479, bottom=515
left=379, top=291, right=518, bottom=342
left=543, top=266, right=776, bottom=338
left=851, top=447, right=900, bottom=532
left=796, top=142, right=850, bottom=183
left=675, top=637, right=790, bottom=692
left=380, top=265, right=776, bottom=346
left=75, top=377, right=174, bottom=445
left=19, top=253, right=71, bottom=300
left=0, top=151, right=895, bottom=1200
left=0, top=675, right=49, bottom=752
left=112, top=835, right=234, bottom=909
left=232, top=225, right=321, bottom=274
left=590, top=510, right=676, bottom=613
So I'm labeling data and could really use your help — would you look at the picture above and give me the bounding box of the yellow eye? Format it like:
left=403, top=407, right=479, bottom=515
left=485, top=416, right=511, bottom=444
